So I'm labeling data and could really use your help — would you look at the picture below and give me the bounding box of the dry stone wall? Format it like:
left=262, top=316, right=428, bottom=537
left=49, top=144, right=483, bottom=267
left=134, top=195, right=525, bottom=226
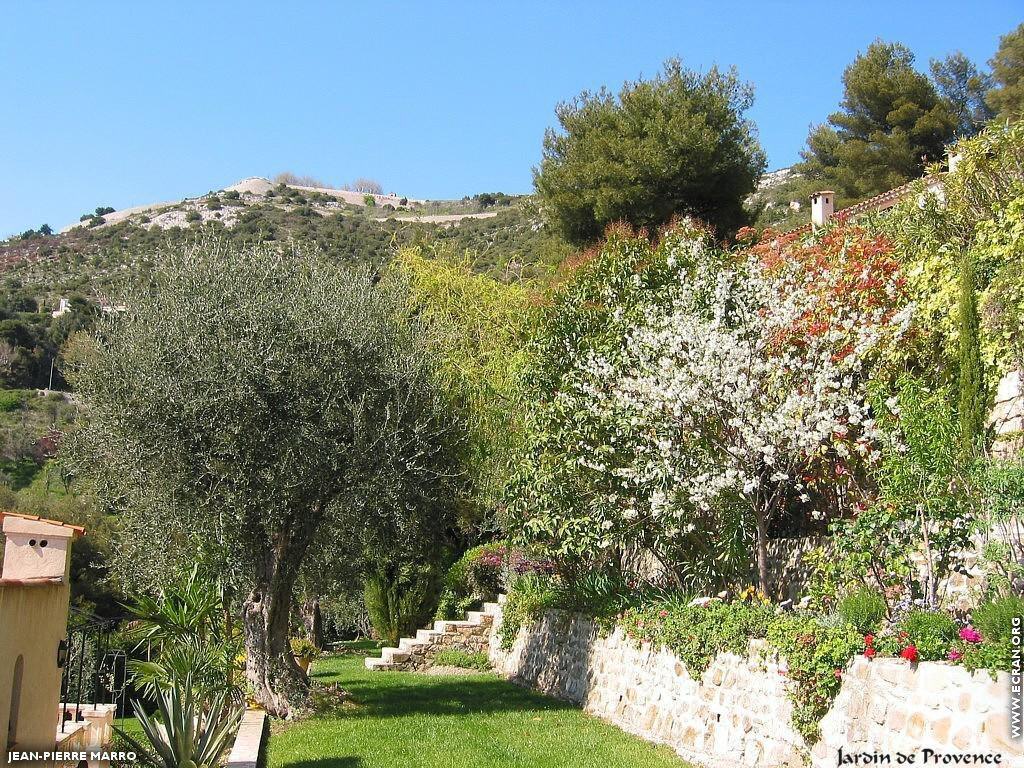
left=991, top=370, right=1024, bottom=458
left=487, top=604, right=1021, bottom=768
left=817, top=656, right=1015, bottom=764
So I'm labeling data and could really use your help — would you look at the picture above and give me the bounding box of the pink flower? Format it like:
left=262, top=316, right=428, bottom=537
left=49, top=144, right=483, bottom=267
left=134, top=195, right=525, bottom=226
left=948, top=649, right=963, bottom=662
left=959, top=627, right=983, bottom=644
left=834, top=669, right=842, bottom=679
left=658, top=610, right=669, bottom=618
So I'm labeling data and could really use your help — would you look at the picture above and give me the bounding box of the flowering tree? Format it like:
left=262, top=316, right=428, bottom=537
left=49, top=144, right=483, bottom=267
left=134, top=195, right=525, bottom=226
left=513, top=222, right=911, bottom=592
left=509, top=222, right=718, bottom=582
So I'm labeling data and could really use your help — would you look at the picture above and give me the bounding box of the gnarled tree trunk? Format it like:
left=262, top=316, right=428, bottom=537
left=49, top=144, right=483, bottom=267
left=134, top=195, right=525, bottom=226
left=242, top=515, right=320, bottom=717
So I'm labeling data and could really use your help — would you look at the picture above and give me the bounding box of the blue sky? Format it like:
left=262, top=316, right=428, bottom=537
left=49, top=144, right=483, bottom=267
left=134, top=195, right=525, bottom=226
left=1, top=2, right=1020, bottom=237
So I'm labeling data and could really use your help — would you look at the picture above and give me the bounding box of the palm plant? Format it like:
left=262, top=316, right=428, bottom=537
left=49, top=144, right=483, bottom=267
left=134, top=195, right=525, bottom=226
left=123, top=567, right=243, bottom=701
left=115, top=673, right=243, bottom=768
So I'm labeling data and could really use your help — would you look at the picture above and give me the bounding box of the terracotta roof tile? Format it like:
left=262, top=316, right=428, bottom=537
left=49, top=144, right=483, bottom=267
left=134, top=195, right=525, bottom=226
left=0, top=510, right=86, bottom=536
left=0, top=576, right=64, bottom=586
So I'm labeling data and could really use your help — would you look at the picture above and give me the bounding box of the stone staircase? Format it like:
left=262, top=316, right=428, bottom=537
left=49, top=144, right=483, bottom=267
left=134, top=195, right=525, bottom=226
left=364, top=596, right=504, bottom=671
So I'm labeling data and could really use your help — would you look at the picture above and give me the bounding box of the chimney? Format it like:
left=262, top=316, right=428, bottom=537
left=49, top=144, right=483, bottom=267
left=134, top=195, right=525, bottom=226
left=2, top=514, right=79, bottom=581
left=810, top=191, right=834, bottom=230
left=947, top=149, right=962, bottom=175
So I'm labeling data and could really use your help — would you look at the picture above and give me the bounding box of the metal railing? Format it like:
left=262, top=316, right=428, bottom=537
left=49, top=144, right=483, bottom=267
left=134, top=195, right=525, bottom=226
left=58, top=607, right=128, bottom=732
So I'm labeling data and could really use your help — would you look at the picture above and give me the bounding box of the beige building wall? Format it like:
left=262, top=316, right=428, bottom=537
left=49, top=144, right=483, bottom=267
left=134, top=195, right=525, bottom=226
left=0, top=513, right=81, bottom=755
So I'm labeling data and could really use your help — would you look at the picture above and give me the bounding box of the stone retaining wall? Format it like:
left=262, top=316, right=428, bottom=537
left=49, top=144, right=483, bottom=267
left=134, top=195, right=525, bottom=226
left=817, top=656, right=1015, bottom=764
left=488, top=605, right=1021, bottom=768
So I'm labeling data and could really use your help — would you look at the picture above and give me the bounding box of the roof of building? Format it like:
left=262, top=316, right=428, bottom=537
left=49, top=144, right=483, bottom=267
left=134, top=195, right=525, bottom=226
left=781, top=174, right=942, bottom=237
left=0, top=575, right=65, bottom=586
left=0, top=510, right=86, bottom=536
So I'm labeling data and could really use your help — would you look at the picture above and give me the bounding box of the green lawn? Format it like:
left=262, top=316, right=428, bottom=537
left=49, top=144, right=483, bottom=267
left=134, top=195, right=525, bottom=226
left=270, top=641, right=688, bottom=768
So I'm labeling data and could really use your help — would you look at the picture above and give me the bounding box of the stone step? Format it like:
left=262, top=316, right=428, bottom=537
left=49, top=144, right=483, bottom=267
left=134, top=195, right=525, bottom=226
left=399, top=637, right=430, bottom=652
left=482, top=601, right=501, bottom=616
left=380, top=647, right=410, bottom=663
left=364, top=657, right=398, bottom=671
left=434, top=620, right=472, bottom=633
left=465, top=611, right=493, bottom=624
left=416, top=629, right=440, bottom=642
left=440, top=620, right=474, bottom=633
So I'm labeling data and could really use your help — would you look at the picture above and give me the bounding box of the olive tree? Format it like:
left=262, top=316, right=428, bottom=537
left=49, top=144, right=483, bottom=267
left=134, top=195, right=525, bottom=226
left=64, top=239, right=466, bottom=717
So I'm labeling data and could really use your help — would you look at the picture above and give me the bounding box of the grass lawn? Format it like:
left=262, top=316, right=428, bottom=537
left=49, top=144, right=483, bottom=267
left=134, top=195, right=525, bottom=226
left=270, top=641, right=689, bottom=768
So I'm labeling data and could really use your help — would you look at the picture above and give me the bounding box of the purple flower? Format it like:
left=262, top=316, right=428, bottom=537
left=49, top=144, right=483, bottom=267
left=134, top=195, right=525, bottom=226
left=947, top=649, right=963, bottom=661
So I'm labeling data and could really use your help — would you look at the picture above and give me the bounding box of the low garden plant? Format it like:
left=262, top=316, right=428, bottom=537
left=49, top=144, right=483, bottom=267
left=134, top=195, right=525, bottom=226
left=433, top=649, right=490, bottom=671
left=115, top=673, right=243, bottom=768
left=893, top=610, right=958, bottom=661
left=836, top=587, right=888, bottom=634
left=498, top=572, right=560, bottom=649
left=435, top=541, right=507, bottom=620
left=951, top=595, right=1023, bottom=672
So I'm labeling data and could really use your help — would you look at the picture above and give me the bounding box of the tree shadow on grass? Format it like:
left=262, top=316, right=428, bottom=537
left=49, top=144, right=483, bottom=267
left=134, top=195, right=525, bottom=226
left=324, top=640, right=381, bottom=657
left=278, top=759, right=361, bottom=768
left=331, top=675, right=577, bottom=720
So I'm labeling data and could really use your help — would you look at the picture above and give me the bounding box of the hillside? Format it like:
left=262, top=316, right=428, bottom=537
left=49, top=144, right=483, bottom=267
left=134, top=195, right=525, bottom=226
left=1, top=178, right=566, bottom=292
left=0, top=178, right=573, bottom=393
left=745, top=166, right=814, bottom=232
left=0, top=167, right=824, bottom=319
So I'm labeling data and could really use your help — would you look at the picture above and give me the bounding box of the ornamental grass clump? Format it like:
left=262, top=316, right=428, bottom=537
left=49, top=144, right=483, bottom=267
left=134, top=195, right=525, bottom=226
left=498, top=573, right=559, bottom=649
left=836, top=587, right=887, bottom=634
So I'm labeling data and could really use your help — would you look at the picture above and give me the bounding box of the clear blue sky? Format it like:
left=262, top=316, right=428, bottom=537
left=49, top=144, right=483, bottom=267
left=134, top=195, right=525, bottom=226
left=1, top=1, right=1020, bottom=237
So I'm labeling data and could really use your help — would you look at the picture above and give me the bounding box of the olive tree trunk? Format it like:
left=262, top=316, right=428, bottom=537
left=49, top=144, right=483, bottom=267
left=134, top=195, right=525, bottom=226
left=242, top=516, right=320, bottom=718
left=301, top=597, right=325, bottom=650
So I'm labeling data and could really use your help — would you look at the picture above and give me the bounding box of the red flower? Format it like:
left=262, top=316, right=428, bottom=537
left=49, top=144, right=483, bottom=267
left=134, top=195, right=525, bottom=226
left=900, top=645, right=919, bottom=663
left=864, top=647, right=876, bottom=659
left=864, top=634, right=874, bottom=646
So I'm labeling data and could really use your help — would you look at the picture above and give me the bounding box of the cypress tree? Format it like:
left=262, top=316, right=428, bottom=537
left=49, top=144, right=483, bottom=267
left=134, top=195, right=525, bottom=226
left=957, top=250, right=986, bottom=457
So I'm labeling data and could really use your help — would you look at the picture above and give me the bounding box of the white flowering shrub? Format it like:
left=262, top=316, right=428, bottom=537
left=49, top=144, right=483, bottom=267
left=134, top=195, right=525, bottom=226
left=511, top=222, right=912, bottom=591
